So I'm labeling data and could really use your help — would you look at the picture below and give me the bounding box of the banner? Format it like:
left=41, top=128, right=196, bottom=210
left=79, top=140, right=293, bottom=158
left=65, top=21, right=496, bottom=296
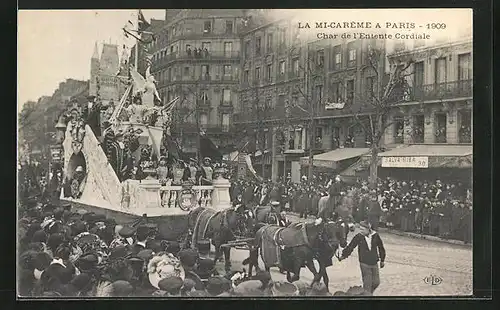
left=381, top=156, right=429, bottom=168
left=245, top=155, right=262, bottom=181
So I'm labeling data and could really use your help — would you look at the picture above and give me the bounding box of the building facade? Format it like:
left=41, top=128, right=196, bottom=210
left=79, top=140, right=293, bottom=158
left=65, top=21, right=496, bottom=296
left=90, top=43, right=129, bottom=105
left=384, top=38, right=472, bottom=145
left=149, top=9, right=246, bottom=156
left=236, top=10, right=387, bottom=180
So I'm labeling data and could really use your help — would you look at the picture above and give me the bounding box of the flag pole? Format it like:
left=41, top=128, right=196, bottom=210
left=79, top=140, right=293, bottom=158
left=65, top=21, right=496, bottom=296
left=134, top=10, right=139, bottom=70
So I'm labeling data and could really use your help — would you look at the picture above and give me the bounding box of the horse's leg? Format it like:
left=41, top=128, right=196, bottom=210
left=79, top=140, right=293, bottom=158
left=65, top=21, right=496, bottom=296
left=305, top=260, right=320, bottom=286
left=223, top=246, right=231, bottom=273
left=213, top=239, right=222, bottom=263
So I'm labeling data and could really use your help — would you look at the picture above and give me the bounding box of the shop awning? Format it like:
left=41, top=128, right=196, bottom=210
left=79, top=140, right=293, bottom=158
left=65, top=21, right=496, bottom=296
left=300, top=148, right=370, bottom=169
left=373, top=145, right=472, bottom=168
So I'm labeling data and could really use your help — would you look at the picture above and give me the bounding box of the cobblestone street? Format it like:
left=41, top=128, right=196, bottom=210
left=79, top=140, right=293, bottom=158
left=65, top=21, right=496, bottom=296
left=217, top=215, right=473, bottom=296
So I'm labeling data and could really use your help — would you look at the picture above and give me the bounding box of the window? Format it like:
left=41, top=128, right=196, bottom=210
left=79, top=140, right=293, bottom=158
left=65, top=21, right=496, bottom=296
left=186, top=44, right=191, bottom=51
left=333, top=45, right=342, bottom=69
left=278, top=94, right=285, bottom=108
left=255, top=67, right=261, bottom=80
left=222, top=89, right=231, bottom=103
left=292, top=58, right=299, bottom=76
left=223, top=42, right=233, bottom=57
left=221, top=113, right=230, bottom=131
left=414, top=62, right=424, bottom=87
left=266, top=34, right=273, bottom=52
left=256, top=37, right=262, bottom=55
left=225, top=21, right=233, bottom=34
left=279, top=61, right=286, bottom=75
left=393, top=117, right=405, bottom=144
left=347, top=42, right=356, bottom=67
left=458, top=109, right=471, bottom=143
left=167, top=68, right=172, bottom=80
left=244, top=70, right=249, bottom=83
left=223, top=65, right=232, bottom=77
left=245, top=41, right=251, bottom=57
left=199, top=113, right=208, bottom=126
left=411, top=115, right=425, bottom=143
left=365, top=76, right=375, bottom=97
left=170, top=46, right=174, bottom=54
left=183, top=66, right=190, bottom=76
left=435, top=57, right=447, bottom=84
left=266, top=64, right=272, bottom=81
left=331, top=82, right=342, bottom=102
left=201, top=65, right=210, bottom=80
left=279, top=28, right=287, bottom=45
left=202, top=42, right=211, bottom=52
left=315, top=85, right=323, bottom=105
left=200, top=91, right=209, bottom=103
left=203, top=21, right=212, bottom=33
left=346, top=80, right=354, bottom=102
left=317, top=50, right=325, bottom=67
left=435, top=113, right=447, bottom=143
left=458, top=53, right=471, bottom=81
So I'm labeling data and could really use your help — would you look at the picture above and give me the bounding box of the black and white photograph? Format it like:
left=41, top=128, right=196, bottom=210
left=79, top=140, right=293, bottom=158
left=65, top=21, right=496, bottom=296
left=17, top=9, right=475, bottom=298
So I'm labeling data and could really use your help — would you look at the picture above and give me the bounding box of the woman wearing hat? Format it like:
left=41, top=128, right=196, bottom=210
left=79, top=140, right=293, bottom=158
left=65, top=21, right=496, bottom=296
left=339, top=220, right=386, bottom=294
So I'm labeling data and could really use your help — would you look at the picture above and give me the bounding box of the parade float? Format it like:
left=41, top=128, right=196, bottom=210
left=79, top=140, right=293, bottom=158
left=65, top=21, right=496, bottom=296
left=59, top=66, right=232, bottom=227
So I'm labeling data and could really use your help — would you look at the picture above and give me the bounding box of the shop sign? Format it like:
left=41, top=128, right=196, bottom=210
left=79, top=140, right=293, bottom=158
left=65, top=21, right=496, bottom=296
left=381, top=156, right=429, bottom=168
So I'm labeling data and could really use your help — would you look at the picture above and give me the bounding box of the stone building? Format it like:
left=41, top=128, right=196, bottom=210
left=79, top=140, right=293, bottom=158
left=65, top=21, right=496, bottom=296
left=89, top=43, right=129, bottom=105
left=236, top=10, right=385, bottom=180
left=149, top=9, right=246, bottom=157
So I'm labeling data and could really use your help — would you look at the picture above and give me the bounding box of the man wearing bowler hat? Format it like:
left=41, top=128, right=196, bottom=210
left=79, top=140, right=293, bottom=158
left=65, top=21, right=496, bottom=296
left=339, top=220, right=386, bottom=294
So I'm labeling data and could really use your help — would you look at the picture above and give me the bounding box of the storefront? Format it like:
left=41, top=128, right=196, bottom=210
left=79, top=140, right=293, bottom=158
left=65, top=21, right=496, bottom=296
left=374, top=144, right=472, bottom=184
left=299, top=147, right=370, bottom=176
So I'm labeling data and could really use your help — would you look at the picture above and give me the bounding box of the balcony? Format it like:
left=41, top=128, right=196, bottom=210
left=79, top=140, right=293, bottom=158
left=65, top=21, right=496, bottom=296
left=410, top=80, right=472, bottom=102
left=152, top=50, right=241, bottom=70
left=171, top=123, right=234, bottom=135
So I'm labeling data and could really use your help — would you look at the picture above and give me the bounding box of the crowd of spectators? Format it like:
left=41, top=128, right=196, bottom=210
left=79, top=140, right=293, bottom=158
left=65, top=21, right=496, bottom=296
left=229, top=173, right=472, bottom=244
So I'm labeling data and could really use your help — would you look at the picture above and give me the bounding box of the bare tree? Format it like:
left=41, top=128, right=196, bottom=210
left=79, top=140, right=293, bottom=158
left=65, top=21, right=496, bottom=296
left=341, top=44, right=414, bottom=188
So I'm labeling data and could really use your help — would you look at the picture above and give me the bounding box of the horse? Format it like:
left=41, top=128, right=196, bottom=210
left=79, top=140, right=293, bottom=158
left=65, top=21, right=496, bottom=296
left=314, top=218, right=350, bottom=290
left=187, top=206, right=240, bottom=272
left=245, top=218, right=348, bottom=287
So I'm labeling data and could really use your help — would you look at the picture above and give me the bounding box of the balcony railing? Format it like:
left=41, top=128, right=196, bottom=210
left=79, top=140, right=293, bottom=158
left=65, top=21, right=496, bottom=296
left=152, top=50, right=241, bottom=68
left=171, top=123, right=234, bottom=134
left=410, top=80, right=472, bottom=102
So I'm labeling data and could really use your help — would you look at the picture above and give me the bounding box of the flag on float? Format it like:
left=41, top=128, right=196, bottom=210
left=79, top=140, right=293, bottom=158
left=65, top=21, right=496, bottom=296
left=138, top=10, right=150, bottom=32
left=199, top=132, right=223, bottom=162
left=160, top=97, right=179, bottom=114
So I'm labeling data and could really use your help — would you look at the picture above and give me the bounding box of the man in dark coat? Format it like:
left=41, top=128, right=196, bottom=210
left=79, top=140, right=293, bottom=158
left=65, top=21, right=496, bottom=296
left=367, top=191, right=382, bottom=231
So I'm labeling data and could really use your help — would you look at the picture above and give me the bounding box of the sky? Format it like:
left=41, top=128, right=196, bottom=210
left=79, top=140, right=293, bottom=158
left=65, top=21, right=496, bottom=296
left=18, top=10, right=165, bottom=111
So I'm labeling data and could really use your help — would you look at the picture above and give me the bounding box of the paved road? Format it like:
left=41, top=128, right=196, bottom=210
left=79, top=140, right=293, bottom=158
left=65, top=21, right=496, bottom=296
left=214, top=215, right=473, bottom=296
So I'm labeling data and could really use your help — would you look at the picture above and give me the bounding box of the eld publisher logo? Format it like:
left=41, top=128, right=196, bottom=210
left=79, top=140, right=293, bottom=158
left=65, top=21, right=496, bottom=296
left=423, top=275, right=443, bottom=286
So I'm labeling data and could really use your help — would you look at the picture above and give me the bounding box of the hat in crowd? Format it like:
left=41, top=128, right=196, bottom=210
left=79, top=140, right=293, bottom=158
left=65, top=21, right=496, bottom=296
left=77, top=253, right=98, bottom=271
left=147, top=254, right=185, bottom=289
left=70, top=273, right=92, bottom=292
left=203, top=157, right=211, bottom=162
left=232, top=280, right=265, bottom=296
left=306, top=282, right=331, bottom=296
left=165, top=241, right=180, bottom=255
left=181, top=278, right=197, bottom=293
left=32, top=230, right=47, bottom=243
left=271, top=281, right=299, bottom=296
left=158, top=276, right=184, bottom=295
left=109, top=245, right=131, bottom=260
left=197, top=240, right=211, bottom=254
left=178, top=249, right=199, bottom=268
left=87, top=95, right=96, bottom=101
left=118, top=226, right=136, bottom=238
left=111, top=280, right=134, bottom=297
left=186, top=290, right=210, bottom=297
left=205, top=276, right=232, bottom=296
left=76, top=209, right=88, bottom=216
left=359, top=221, right=371, bottom=230
left=136, top=225, right=150, bottom=240
left=137, top=249, right=154, bottom=262
left=189, top=158, right=197, bottom=164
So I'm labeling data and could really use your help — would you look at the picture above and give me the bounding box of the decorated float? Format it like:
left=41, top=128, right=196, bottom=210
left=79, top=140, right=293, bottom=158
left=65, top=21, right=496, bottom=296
left=59, top=64, right=232, bottom=225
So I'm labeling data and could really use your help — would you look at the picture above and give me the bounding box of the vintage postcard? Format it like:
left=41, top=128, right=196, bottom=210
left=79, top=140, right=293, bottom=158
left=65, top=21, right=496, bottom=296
left=18, top=9, right=474, bottom=298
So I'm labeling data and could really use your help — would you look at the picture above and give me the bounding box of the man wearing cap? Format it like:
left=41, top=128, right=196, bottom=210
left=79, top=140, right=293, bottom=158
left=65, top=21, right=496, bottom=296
left=367, top=191, right=382, bottom=231
left=178, top=249, right=204, bottom=290
left=339, top=220, right=386, bottom=294
left=157, top=276, right=184, bottom=296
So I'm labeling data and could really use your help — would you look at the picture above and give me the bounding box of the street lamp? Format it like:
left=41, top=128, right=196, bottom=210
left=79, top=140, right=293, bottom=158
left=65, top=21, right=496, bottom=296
left=55, top=115, right=67, bottom=144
